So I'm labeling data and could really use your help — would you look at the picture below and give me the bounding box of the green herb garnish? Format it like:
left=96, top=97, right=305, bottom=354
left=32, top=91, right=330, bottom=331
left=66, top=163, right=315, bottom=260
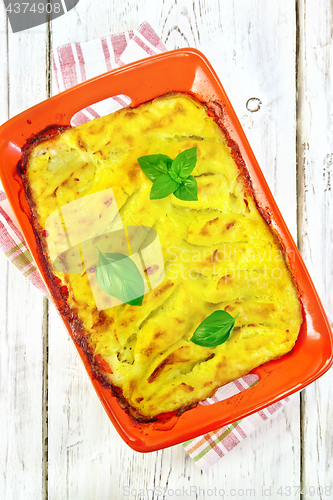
left=137, top=147, right=198, bottom=201
left=190, top=310, right=239, bottom=347
left=150, top=173, right=180, bottom=200
left=95, top=246, right=144, bottom=306
left=173, top=175, right=198, bottom=201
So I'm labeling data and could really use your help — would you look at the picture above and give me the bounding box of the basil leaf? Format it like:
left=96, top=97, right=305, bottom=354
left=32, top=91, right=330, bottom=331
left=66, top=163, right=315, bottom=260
left=190, top=310, right=239, bottom=347
left=170, top=147, right=197, bottom=181
left=173, top=176, right=198, bottom=201
left=137, top=154, right=172, bottom=182
left=150, top=173, right=180, bottom=200
left=126, top=295, right=144, bottom=307
left=137, top=147, right=199, bottom=201
left=95, top=247, right=144, bottom=306
left=168, top=168, right=182, bottom=183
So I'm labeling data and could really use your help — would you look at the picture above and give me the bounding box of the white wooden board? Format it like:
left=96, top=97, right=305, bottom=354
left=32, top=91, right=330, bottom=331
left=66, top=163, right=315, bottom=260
left=297, top=0, right=333, bottom=493
left=0, top=10, right=48, bottom=500
left=48, top=1, right=300, bottom=498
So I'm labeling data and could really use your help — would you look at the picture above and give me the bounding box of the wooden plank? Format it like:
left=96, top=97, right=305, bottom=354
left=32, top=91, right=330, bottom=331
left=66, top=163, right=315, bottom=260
left=0, top=256, right=46, bottom=500
left=46, top=1, right=300, bottom=498
left=297, top=0, right=333, bottom=493
left=48, top=3, right=143, bottom=499
left=139, top=0, right=301, bottom=494
left=0, top=8, right=8, bottom=126
left=158, top=0, right=298, bottom=235
left=0, top=12, right=47, bottom=500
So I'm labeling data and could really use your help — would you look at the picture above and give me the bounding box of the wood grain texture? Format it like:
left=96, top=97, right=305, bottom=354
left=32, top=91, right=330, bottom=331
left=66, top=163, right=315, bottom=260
left=297, top=0, right=333, bottom=493
left=0, top=7, right=48, bottom=500
left=0, top=256, right=45, bottom=500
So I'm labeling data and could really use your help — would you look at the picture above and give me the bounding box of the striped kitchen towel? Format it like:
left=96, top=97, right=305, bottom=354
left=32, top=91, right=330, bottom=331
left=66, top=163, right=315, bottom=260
left=183, top=383, right=290, bottom=471
left=52, top=20, right=167, bottom=125
left=0, top=21, right=332, bottom=472
left=0, top=191, right=49, bottom=295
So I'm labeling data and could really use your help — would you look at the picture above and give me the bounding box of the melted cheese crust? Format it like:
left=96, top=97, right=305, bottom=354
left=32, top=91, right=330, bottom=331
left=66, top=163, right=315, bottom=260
left=24, top=93, right=302, bottom=419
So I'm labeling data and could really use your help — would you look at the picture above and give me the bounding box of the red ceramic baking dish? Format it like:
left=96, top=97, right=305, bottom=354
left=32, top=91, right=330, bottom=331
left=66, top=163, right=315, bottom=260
left=0, top=48, right=332, bottom=452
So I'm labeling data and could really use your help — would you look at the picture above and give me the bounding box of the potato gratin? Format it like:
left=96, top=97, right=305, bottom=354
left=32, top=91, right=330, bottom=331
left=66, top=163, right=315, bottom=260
left=19, top=93, right=302, bottom=421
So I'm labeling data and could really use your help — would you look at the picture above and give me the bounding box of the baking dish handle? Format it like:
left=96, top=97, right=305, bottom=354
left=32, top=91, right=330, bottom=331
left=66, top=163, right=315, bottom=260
left=0, top=48, right=218, bottom=151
